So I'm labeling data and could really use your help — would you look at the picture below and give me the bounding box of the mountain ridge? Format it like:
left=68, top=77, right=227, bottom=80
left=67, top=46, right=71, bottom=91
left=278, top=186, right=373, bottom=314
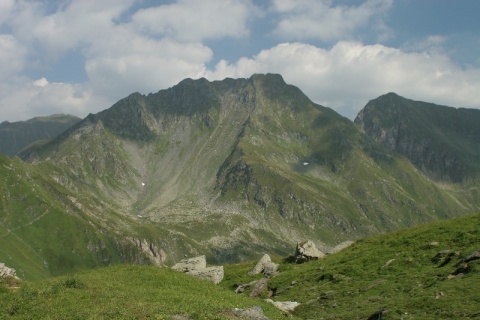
left=355, top=92, right=480, bottom=183
left=2, top=74, right=479, bottom=280
left=0, top=114, right=80, bottom=157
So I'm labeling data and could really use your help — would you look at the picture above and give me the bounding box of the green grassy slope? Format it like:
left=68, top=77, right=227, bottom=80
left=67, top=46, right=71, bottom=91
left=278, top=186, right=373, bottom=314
left=224, top=213, right=480, bottom=319
left=2, top=213, right=478, bottom=319
left=0, top=266, right=294, bottom=319
left=0, top=154, right=156, bottom=280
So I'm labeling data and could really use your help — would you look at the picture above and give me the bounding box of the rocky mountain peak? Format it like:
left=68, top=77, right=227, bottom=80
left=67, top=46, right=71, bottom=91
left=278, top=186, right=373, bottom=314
left=355, top=93, right=480, bottom=182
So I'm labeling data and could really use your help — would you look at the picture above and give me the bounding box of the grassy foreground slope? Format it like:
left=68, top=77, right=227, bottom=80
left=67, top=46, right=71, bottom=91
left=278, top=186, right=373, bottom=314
left=0, top=266, right=292, bottom=320
left=2, top=213, right=479, bottom=319
left=258, top=213, right=480, bottom=319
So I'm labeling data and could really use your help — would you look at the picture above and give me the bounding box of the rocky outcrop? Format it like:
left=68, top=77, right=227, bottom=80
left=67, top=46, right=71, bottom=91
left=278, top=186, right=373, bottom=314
left=0, top=262, right=18, bottom=279
left=126, top=237, right=166, bottom=266
left=295, top=240, right=325, bottom=263
left=172, top=255, right=224, bottom=284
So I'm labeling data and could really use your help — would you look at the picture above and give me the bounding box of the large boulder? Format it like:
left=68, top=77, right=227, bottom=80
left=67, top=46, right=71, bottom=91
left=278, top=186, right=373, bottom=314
left=172, top=255, right=207, bottom=272
left=171, top=255, right=223, bottom=284
left=187, top=266, right=224, bottom=285
left=248, top=254, right=279, bottom=277
left=249, top=254, right=271, bottom=275
left=295, top=240, right=325, bottom=263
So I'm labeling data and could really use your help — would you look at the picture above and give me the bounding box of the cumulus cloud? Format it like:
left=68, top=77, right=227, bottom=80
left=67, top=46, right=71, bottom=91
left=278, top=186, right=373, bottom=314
left=270, top=0, right=393, bottom=41
left=85, top=35, right=213, bottom=100
left=1, top=0, right=480, bottom=123
left=0, top=77, right=109, bottom=121
left=132, top=0, right=258, bottom=41
left=206, top=41, right=480, bottom=118
left=0, top=34, right=26, bottom=80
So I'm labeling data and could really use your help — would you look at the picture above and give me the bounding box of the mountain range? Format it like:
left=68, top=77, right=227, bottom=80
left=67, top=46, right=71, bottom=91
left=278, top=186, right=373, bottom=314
left=1, top=74, right=479, bottom=280
left=0, top=114, right=80, bottom=157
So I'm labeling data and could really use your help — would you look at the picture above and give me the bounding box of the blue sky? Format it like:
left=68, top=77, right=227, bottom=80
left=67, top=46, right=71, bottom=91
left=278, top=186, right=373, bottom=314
left=1, top=0, right=480, bottom=121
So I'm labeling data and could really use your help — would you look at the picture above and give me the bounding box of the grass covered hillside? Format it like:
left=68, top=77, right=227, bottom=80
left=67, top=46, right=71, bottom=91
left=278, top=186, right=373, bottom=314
left=224, top=213, right=480, bottom=319
left=0, top=266, right=293, bottom=319
left=2, top=213, right=479, bottom=319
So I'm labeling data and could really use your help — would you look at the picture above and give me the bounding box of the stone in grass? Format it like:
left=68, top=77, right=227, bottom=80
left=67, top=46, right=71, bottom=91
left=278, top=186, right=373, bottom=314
left=187, top=266, right=224, bottom=285
left=249, top=278, right=268, bottom=298
left=171, top=255, right=224, bottom=284
left=232, top=305, right=269, bottom=320
left=295, top=240, right=325, bottom=263
left=0, top=263, right=18, bottom=279
left=248, top=254, right=279, bottom=278
left=172, top=255, right=207, bottom=272
left=265, top=299, right=300, bottom=312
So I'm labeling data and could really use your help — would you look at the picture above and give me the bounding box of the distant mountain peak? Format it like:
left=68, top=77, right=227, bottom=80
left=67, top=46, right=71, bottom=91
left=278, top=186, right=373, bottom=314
left=355, top=93, right=480, bottom=182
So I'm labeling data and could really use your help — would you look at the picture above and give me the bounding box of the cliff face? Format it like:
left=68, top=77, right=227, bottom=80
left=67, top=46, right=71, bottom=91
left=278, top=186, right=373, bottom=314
left=355, top=92, right=480, bottom=183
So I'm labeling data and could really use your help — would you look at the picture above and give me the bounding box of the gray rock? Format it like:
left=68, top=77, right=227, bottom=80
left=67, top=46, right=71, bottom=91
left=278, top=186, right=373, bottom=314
left=248, top=254, right=271, bottom=275
left=0, top=263, right=18, bottom=279
left=265, top=299, right=300, bottom=312
left=235, top=280, right=258, bottom=294
left=262, top=262, right=279, bottom=278
left=171, top=255, right=224, bottom=284
left=172, top=255, right=207, bottom=272
left=248, top=254, right=278, bottom=278
left=232, top=306, right=269, bottom=320
left=250, top=278, right=268, bottom=298
left=187, top=266, right=224, bottom=284
left=463, top=250, right=480, bottom=263
left=295, top=240, right=325, bottom=263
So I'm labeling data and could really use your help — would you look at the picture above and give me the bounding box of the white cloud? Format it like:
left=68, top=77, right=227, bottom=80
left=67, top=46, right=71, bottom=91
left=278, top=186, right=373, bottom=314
left=85, top=34, right=213, bottom=100
left=0, top=0, right=15, bottom=26
left=206, top=41, right=480, bottom=118
left=0, top=77, right=109, bottom=122
left=401, top=35, right=448, bottom=54
left=0, top=34, right=26, bottom=80
left=33, top=77, right=48, bottom=87
left=270, top=0, right=393, bottom=41
left=1, top=0, right=480, bottom=123
left=132, top=0, right=258, bottom=41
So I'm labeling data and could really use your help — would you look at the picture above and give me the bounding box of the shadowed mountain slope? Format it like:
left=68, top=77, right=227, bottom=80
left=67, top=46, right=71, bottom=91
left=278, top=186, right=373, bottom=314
left=355, top=92, right=480, bottom=183
left=0, top=114, right=80, bottom=157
